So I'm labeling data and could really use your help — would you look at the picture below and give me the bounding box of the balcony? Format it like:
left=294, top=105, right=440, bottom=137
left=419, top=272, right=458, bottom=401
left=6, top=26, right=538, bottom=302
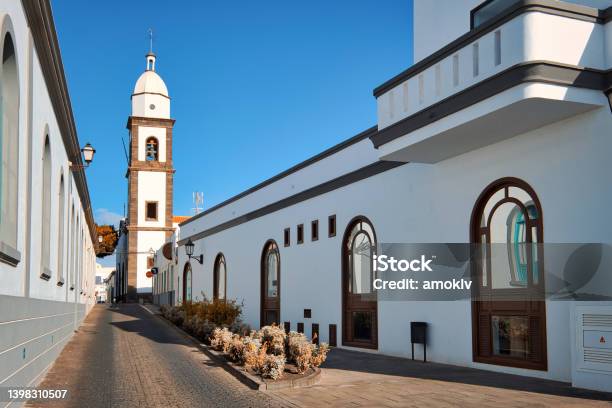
left=371, top=0, right=612, bottom=163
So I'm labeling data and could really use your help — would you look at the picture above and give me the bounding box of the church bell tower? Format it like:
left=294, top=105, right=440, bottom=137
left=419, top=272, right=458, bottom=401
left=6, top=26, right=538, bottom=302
left=125, top=49, right=175, bottom=301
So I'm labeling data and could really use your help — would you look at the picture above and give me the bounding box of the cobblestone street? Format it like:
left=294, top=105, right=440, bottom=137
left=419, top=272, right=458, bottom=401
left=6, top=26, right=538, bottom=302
left=26, top=305, right=283, bottom=408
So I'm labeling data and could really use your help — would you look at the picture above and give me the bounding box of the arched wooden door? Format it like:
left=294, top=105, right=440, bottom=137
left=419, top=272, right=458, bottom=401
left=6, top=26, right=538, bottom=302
left=342, top=217, right=378, bottom=349
left=471, top=177, right=547, bottom=370
left=261, top=240, right=280, bottom=327
left=182, top=262, right=192, bottom=303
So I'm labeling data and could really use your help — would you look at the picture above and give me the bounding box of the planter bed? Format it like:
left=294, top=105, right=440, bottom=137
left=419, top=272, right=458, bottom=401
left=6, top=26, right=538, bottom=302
left=156, top=311, right=321, bottom=391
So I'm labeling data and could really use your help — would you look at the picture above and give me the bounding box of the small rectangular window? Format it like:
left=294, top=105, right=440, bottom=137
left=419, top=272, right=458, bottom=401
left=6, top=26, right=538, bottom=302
left=312, top=323, right=319, bottom=345
left=328, top=215, right=336, bottom=237
left=472, top=43, right=479, bottom=77
left=311, top=220, right=319, bottom=241
left=494, top=30, right=501, bottom=66
left=297, top=224, right=304, bottom=244
left=145, top=201, right=158, bottom=221
left=452, top=54, right=459, bottom=87
left=284, top=228, right=290, bottom=247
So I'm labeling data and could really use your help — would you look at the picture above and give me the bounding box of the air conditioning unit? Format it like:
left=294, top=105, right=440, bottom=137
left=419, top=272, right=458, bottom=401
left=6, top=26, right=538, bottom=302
left=573, top=304, right=612, bottom=392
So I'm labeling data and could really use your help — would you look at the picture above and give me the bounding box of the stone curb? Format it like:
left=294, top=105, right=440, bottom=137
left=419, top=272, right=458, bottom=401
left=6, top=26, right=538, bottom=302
left=152, top=310, right=321, bottom=391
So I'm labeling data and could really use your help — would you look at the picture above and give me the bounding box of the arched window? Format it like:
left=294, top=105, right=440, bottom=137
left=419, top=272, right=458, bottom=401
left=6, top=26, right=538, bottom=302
left=261, top=240, right=280, bottom=326
left=213, top=253, right=226, bottom=300
left=57, top=174, right=65, bottom=285
left=342, top=216, right=377, bottom=349
left=183, top=262, right=192, bottom=303
left=145, top=137, right=158, bottom=161
left=40, top=136, right=52, bottom=279
left=68, top=204, right=74, bottom=289
left=0, top=30, right=19, bottom=261
left=471, top=177, right=546, bottom=370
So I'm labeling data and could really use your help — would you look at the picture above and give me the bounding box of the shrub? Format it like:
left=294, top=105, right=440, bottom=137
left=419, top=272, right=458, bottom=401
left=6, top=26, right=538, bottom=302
left=205, top=299, right=243, bottom=327
left=286, top=331, right=309, bottom=363
left=227, top=335, right=245, bottom=362
left=261, top=354, right=285, bottom=380
left=245, top=344, right=268, bottom=373
left=311, top=343, right=330, bottom=367
left=285, top=331, right=329, bottom=373
left=294, top=341, right=313, bottom=373
left=210, top=327, right=233, bottom=352
left=166, top=308, right=185, bottom=327
left=160, top=304, right=171, bottom=317
left=260, top=325, right=286, bottom=356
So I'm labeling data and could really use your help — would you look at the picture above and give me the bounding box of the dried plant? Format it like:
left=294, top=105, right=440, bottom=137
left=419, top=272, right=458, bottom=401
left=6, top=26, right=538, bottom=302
left=210, top=327, right=233, bottom=352
left=311, top=343, right=330, bottom=367
left=261, top=354, right=285, bottom=380
left=260, top=325, right=286, bottom=356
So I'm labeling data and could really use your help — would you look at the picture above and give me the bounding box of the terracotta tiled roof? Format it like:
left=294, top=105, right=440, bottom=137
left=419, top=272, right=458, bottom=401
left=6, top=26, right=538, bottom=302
left=173, top=215, right=191, bottom=224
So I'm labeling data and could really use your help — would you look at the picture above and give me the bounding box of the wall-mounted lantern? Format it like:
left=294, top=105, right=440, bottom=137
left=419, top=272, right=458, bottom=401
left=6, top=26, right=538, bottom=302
left=605, top=88, right=612, bottom=113
left=70, top=143, right=96, bottom=171
left=185, top=238, right=203, bottom=264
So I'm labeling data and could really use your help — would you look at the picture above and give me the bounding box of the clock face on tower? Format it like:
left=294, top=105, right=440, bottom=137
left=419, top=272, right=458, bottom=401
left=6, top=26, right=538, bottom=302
left=149, top=104, right=156, bottom=110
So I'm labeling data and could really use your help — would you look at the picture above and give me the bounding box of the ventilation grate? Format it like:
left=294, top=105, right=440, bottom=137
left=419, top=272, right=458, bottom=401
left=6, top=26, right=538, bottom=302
left=584, top=349, right=612, bottom=364
left=583, top=314, right=612, bottom=327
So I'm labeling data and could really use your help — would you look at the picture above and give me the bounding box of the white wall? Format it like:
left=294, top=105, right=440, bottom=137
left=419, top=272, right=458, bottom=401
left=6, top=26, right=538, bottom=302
left=177, top=104, right=612, bottom=383
left=413, top=0, right=480, bottom=63
left=0, top=0, right=99, bottom=393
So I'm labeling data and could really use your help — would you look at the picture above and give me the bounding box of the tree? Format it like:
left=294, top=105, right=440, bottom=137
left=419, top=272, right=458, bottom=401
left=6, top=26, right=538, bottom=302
left=96, top=224, right=119, bottom=258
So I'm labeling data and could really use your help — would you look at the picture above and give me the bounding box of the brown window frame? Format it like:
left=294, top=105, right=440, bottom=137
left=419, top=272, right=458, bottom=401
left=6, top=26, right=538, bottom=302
left=311, top=220, right=319, bottom=241
left=297, top=224, right=304, bottom=244
left=328, top=215, right=336, bottom=237
left=213, top=253, right=227, bottom=301
left=284, top=228, right=290, bottom=247
left=145, top=201, right=159, bottom=221
left=470, top=177, right=547, bottom=371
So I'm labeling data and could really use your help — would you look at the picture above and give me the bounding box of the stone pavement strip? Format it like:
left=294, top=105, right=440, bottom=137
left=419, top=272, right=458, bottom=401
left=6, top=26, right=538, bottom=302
left=271, top=349, right=612, bottom=408
left=25, top=304, right=612, bottom=408
left=25, top=304, right=286, bottom=408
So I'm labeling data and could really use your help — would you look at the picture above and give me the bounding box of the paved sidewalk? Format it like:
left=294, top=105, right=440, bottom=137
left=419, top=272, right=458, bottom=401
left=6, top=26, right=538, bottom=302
left=271, top=348, right=612, bottom=407
left=25, top=304, right=283, bottom=408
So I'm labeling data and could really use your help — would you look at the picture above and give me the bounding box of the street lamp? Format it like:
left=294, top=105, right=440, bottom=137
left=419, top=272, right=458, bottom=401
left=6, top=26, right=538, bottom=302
left=185, top=238, right=203, bottom=264
left=70, top=142, right=96, bottom=170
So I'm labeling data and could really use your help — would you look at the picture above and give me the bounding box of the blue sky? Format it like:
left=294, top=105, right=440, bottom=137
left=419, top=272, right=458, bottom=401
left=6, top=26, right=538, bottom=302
left=52, top=1, right=413, bottom=264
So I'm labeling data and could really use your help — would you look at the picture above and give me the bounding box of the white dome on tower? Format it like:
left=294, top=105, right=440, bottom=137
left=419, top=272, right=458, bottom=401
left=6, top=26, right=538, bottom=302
left=131, top=52, right=170, bottom=119
left=132, top=52, right=168, bottom=96
left=133, top=70, right=168, bottom=96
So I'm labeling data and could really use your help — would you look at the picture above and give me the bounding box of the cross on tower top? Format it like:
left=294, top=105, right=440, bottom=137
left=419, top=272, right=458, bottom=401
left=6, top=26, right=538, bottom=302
left=145, top=29, right=156, bottom=71
left=148, top=28, right=153, bottom=54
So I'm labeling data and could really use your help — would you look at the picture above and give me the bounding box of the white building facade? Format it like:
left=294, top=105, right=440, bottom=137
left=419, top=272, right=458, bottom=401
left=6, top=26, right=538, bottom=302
left=166, top=0, right=612, bottom=393
left=0, top=0, right=99, bottom=392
